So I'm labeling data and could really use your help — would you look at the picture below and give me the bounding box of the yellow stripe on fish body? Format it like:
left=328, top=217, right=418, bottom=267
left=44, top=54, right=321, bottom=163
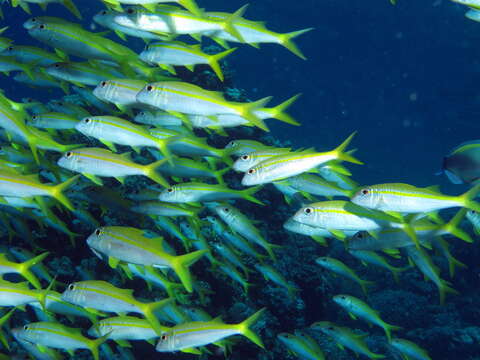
left=241, top=132, right=362, bottom=186
left=88, top=315, right=164, bottom=340
left=136, top=81, right=272, bottom=131
left=0, top=279, right=43, bottom=306
left=57, top=147, right=169, bottom=187
left=14, top=321, right=108, bottom=360
left=351, top=182, right=480, bottom=213
left=28, top=112, right=78, bottom=130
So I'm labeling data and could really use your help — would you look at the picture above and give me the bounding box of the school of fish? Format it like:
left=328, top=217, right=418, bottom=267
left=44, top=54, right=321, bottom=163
left=0, top=0, right=477, bottom=359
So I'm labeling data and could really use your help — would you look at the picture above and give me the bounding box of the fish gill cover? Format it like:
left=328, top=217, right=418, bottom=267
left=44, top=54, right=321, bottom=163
left=0, top=0, right=478, bottom=359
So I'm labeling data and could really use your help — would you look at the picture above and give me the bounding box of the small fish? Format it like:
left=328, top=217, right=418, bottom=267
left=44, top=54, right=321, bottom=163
left=28, top=112, right=78, bottom=130
left=294, top=330, right=326, bottom=360
left=351, top=183, right=480, bottom=213
left=278, top=333, right=324, bottom=360
left=86, top=226, right=206, bottom=292
left=255, top=263, right=297, bottom=298
left=61, top=280, right=172, bottom=335
left=404, top=245, right=458, bottom=304
left=155, top=308, right=266, bottom=352
left=225, top=139, right=274, bottom=157
left=131, top=200, right=200, bottom=218
left=15, top=321, right=109, bottom=360
left=57, top=147, right=169, bottom=187
left=88, top=315, right=162, bottom=343
left=286, top=173, right=352, bottom=199
left=1, top=44, right=65, bottom=66
left=241, top=133, right=362, bottom=186
left=45, top=61, right=120, bottom=87
left=348, top=249, right=409, bottom=283
left=315, top=257, right=374, bottom=295
left=310, top=321, right=385, bottom=359
left=214, top=203, right=280, bottom=259
left=390, top=338, right=432, bottom=360
left=158, top=182, right=263, bottom=205
left=232, top=147, right=292, bottom=172
left=93, top=79, right=148, bottom=112
left=332, top=294, right=401, bottom=341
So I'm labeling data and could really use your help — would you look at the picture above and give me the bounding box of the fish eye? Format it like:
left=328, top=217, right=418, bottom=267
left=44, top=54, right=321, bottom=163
left=32, top=115, right=37, bottom=120
left=247, top=168, right=256, bottom=174
left=101, top=10, right=107, bottom=15
left=328, top=326, right=334, bottom=331
left=304, top=207, right=313, bottom=215
left=167, top=188, right=173, bottom=193
left=161, top=334, right=167, bottom=340
left=146, top=85, right=154, bottom=92
left=223, top=207, right=229, bottom=212
left=39, top=24, right=46, bottom=30
left=126, top=8, right=135, bottom=14
left=138, top=111, right=145, bottom=116
left=23, top=325, right=29, bottom=330
left=84, top=118, right=91, bottom=124
left=7, top=46, right=13, bottom=51
left=95, top=229, right=101, bottom=236
left=68, top=284, right=75, bottom=291
left=54, top=63, right=60, bottom=68
left=66, top=151, right=73, bottom=158
left=361, top=189, right=369, bottom=195
left=241, top=155, right=249, bottom=160
left=340, top=295, right=346, bottom=299
left=100, top=81, right=107, bottom=87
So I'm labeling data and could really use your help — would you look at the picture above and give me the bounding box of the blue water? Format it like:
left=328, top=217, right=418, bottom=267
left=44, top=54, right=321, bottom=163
left=1, top=1, right=480, bottom=359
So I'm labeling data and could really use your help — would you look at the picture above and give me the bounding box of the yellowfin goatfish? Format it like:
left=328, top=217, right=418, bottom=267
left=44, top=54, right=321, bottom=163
left=75, top=116, right=172, bottom=160
left=351, top=183, right=480, bottom=213
left=102, top=0, right=203, bottom=17
left=28, top=112, right=78, bottom=130
left=88, top=315, right=162, bottom=343
left=0, top=252, right=48, bottom=289
left=442, top=140, right=480, bottom=184
left=11, top=0, right=82, bottom=19
left=158, top=182, right=263, bottom=205
left=155, top=308, right=266, bottom=352
left=57, top=147, right=169, bottom=187
left=12, top=326, right=63, bottom=360
left=310, top=321, right=385, bottom=359
left=315, top=257, right=374, bottom=295
left=85, top=226, right=207, bottom=292
left=404, top=245, right=458, bottom=305
left=15, top=321, right=109, bottom=360
left=214, top=204, right=280, bottom=259
left=136, top=81, right=272, bottom=131
left=113, top=5, right=246, bottom=41
left=389, top=338, right=432, bottom=360
left=332, top=294, right=401, bottom=341
left=61, top=280, right=172, bottom=335
left=241, top=133, right=362, bottom=186
left=277, top=333, right=325, bottom=360
left=204, top=11, right=313, bottom=60
left=139, top=41, right=236, bottom=81
left=0, top=170, right=79, bottom=210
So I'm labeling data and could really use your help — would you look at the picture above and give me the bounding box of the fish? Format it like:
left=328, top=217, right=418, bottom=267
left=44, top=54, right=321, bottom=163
left=11, top=326, right=62, bottom=360
left=0, top=279, right=45, bottom=307
left=28, top=112, right=78, bottom=130
left=286, top=173, right=353, bottom=199
left=214, top=203, right=280, bottom=259
left=277, top=332, right=325, bottom=360
left=351, top=183, right=480, bottom=213
left=61, top=280, right=172, bottom=335
left=102, top=0, right=203, bottom=17
left=348, top=249, right=409, bottom=283
left=136, top=81, right=273, bottom=131
left=332, top=294, right=401, bottom=341
left=155, top=308, right=266, bottom=352
left=92, top=79, right=149, bottom=112
left=88, top=315, right=163, bottom=343
left=12, top=0, right=82, bottom=19
left=15, top=321, right=109, bottom=360
left=57, top=147, right=170, bottom=187
left=451, top=0, right=480, bottom=11
left=225, top=139, right=274, bottom=156
left=85, top=226, right=206, bottom=292
left=158, top=182, right=263, bottom=205
left=310, top=321, right=385, bottom=359
left=442, top=140, right=480, bottom=183
left=241, top=133, right=362, bottom=186
left=466, top=209, right=480, bottom=234
left=254, top=263, right=298, bottom=298
left=45, top=61, right=120, bottom=87
left=315, top=257, right=374, bottom=295
left=390, top=338, right=432, bottom=360
left=232, top=147, right=292, bottom=172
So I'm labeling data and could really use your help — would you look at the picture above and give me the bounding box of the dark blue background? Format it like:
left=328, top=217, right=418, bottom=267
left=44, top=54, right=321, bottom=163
left=1, top=0, right=478, bottom=190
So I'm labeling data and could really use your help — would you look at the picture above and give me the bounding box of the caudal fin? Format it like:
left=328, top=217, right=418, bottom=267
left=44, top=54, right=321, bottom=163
left=17, top=252, right=49, bottom=289
left=0, top=308, right=15, bottom=349
left=89, top=331, right=112, bottom=360
left=442, top=208, right=473, bottom=243
left=279, top=28, right=314, bottom=60
left=460, top=183, right=480, bottom=212
left=209, top=48, right=237, bottom=81
left=144, top=159, right=170, bottom=188
left=331, top=132, right=363, bottom=165
left=62, top=0, right=82, bottom=19
left=438, top=279, right=459, bottom=305
left=236, top=308, right=266, bottom=348
left=239, top=96, right=273, bottom=132
left=383, top=323, right=402, bottom=342
left=241, top=185, right=264, bottom=205
left=49, top=175, right=79, bottom=211
left=223, top=5, right=248, bottom=43
left=141, top=298, right=173, bottom=336
left=263, top=94, right=302, bottom=126
left=171, top=250, right=208, bottom=292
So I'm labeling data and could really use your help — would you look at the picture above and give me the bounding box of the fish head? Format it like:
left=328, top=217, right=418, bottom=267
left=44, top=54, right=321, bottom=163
left=134, top=110, right=153, bottom=123
left=61, top=282, right=87, bottom=305
left=93, top=9, right=113, bottom=26
left=332, top=294, right=352, bottom=308
left=24, top=17, right=43, bottom=30
left=86, top=227, right=105, bottom=250
left=28, top=23, right=54, bottom=43
left=155, top=330, right=178, bottom=352
left=0, top=44, right=14, bottom=56
left=214, top=204, right=236, bottom=222
left=351, top=186, right=381, bottom=209
left=292, top=205, right=322, bottom=227
left=310, top=321, right=335, bottom=334
left=45, top=62, right=69, bottom=79
left=240, top=166, right=262, bottom=186
left=93, top=80, right=113, bottom=101
left=75, top=116, right=99, bottom=137
left=57, top=149, right=81, bottom=172
left=158, top=185, right=181, bottom=202
left=232, top=153, right=256, bottom=172
left=15, top=323, right=40, bottom=343
left=136, top=82, right=163, bottom=108
left=277, top=332, right=296, bottom=344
